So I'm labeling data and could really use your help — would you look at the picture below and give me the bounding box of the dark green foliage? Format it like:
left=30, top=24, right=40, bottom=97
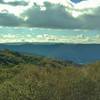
left=0, top=50, right=100, bottom=100
left=0, top=49, right=79, bottom=67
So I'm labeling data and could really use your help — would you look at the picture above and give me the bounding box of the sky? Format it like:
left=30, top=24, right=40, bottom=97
left=0, top=0, right=100, bottom=43
left=71, top=0, right=82, bottom=3
left=0, top=0, right=100, bottom=29
left=0, top=26, right=100, bottom=43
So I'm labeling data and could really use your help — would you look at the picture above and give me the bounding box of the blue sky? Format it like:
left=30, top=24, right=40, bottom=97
left=71, top=0, right=81, bottom=3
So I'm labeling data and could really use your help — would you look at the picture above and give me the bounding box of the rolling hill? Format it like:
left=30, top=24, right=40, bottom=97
left=0, top=49, right=78, bottom=67
left=0, top=49, right=100, bottom=100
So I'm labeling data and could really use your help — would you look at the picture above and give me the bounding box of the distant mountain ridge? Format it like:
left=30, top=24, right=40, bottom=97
left=0, top=43, right=100, bottom=64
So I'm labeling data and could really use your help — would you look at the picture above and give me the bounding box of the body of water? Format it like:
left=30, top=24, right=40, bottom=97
left=0, top=43, right=100, bottom=64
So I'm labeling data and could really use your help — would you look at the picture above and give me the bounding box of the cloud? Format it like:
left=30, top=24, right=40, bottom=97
left=4, top=1, right=28, bottom=6
left=20, top=1, right=100, bottom=29
left=21, top=2, right=82, bottom=29
left=0, top=31, right=100, bottom=43
left=0, top=12, right=23, bottom=26
left=74, top=0, right=100, bottom=9
left=0, top=0, right=28, bottom=6
left=0, top=0, right=3, bottom=3
left=0, top=0, right=100, bottom=29
left=78, top=13, right=100, bottom=29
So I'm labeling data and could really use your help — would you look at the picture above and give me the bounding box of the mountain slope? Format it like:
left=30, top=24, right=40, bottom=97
left=0, top=49, right=100, bottom=100
left=0, top=49, right=78, bottom=67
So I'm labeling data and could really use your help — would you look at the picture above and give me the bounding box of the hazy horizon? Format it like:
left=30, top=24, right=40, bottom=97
left=0, top=26, right=100, bottom=43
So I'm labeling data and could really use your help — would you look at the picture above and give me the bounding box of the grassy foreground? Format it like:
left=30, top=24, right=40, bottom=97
left=0, top=50, right=100, bottom=100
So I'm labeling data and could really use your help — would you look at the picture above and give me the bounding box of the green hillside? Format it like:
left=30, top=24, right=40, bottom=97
left=0, top=49, right=78, bottom=67
left=0, top=49, right=100, bottom=100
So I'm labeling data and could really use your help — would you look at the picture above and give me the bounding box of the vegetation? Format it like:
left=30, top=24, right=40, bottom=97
left=0, top=49, right=100, bottom=100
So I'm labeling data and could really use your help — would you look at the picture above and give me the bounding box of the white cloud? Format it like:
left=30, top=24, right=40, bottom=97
left=70, top=0, right=100, bottom=17
left=74, top=0, right=100, bottom=9
left=0, top=0, right=100, bottom=17
left=0, top=4, right=25, bottom=16
left=0, top=32, right=100, bottom=43
left=0, top=0, right=100, bottom=29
